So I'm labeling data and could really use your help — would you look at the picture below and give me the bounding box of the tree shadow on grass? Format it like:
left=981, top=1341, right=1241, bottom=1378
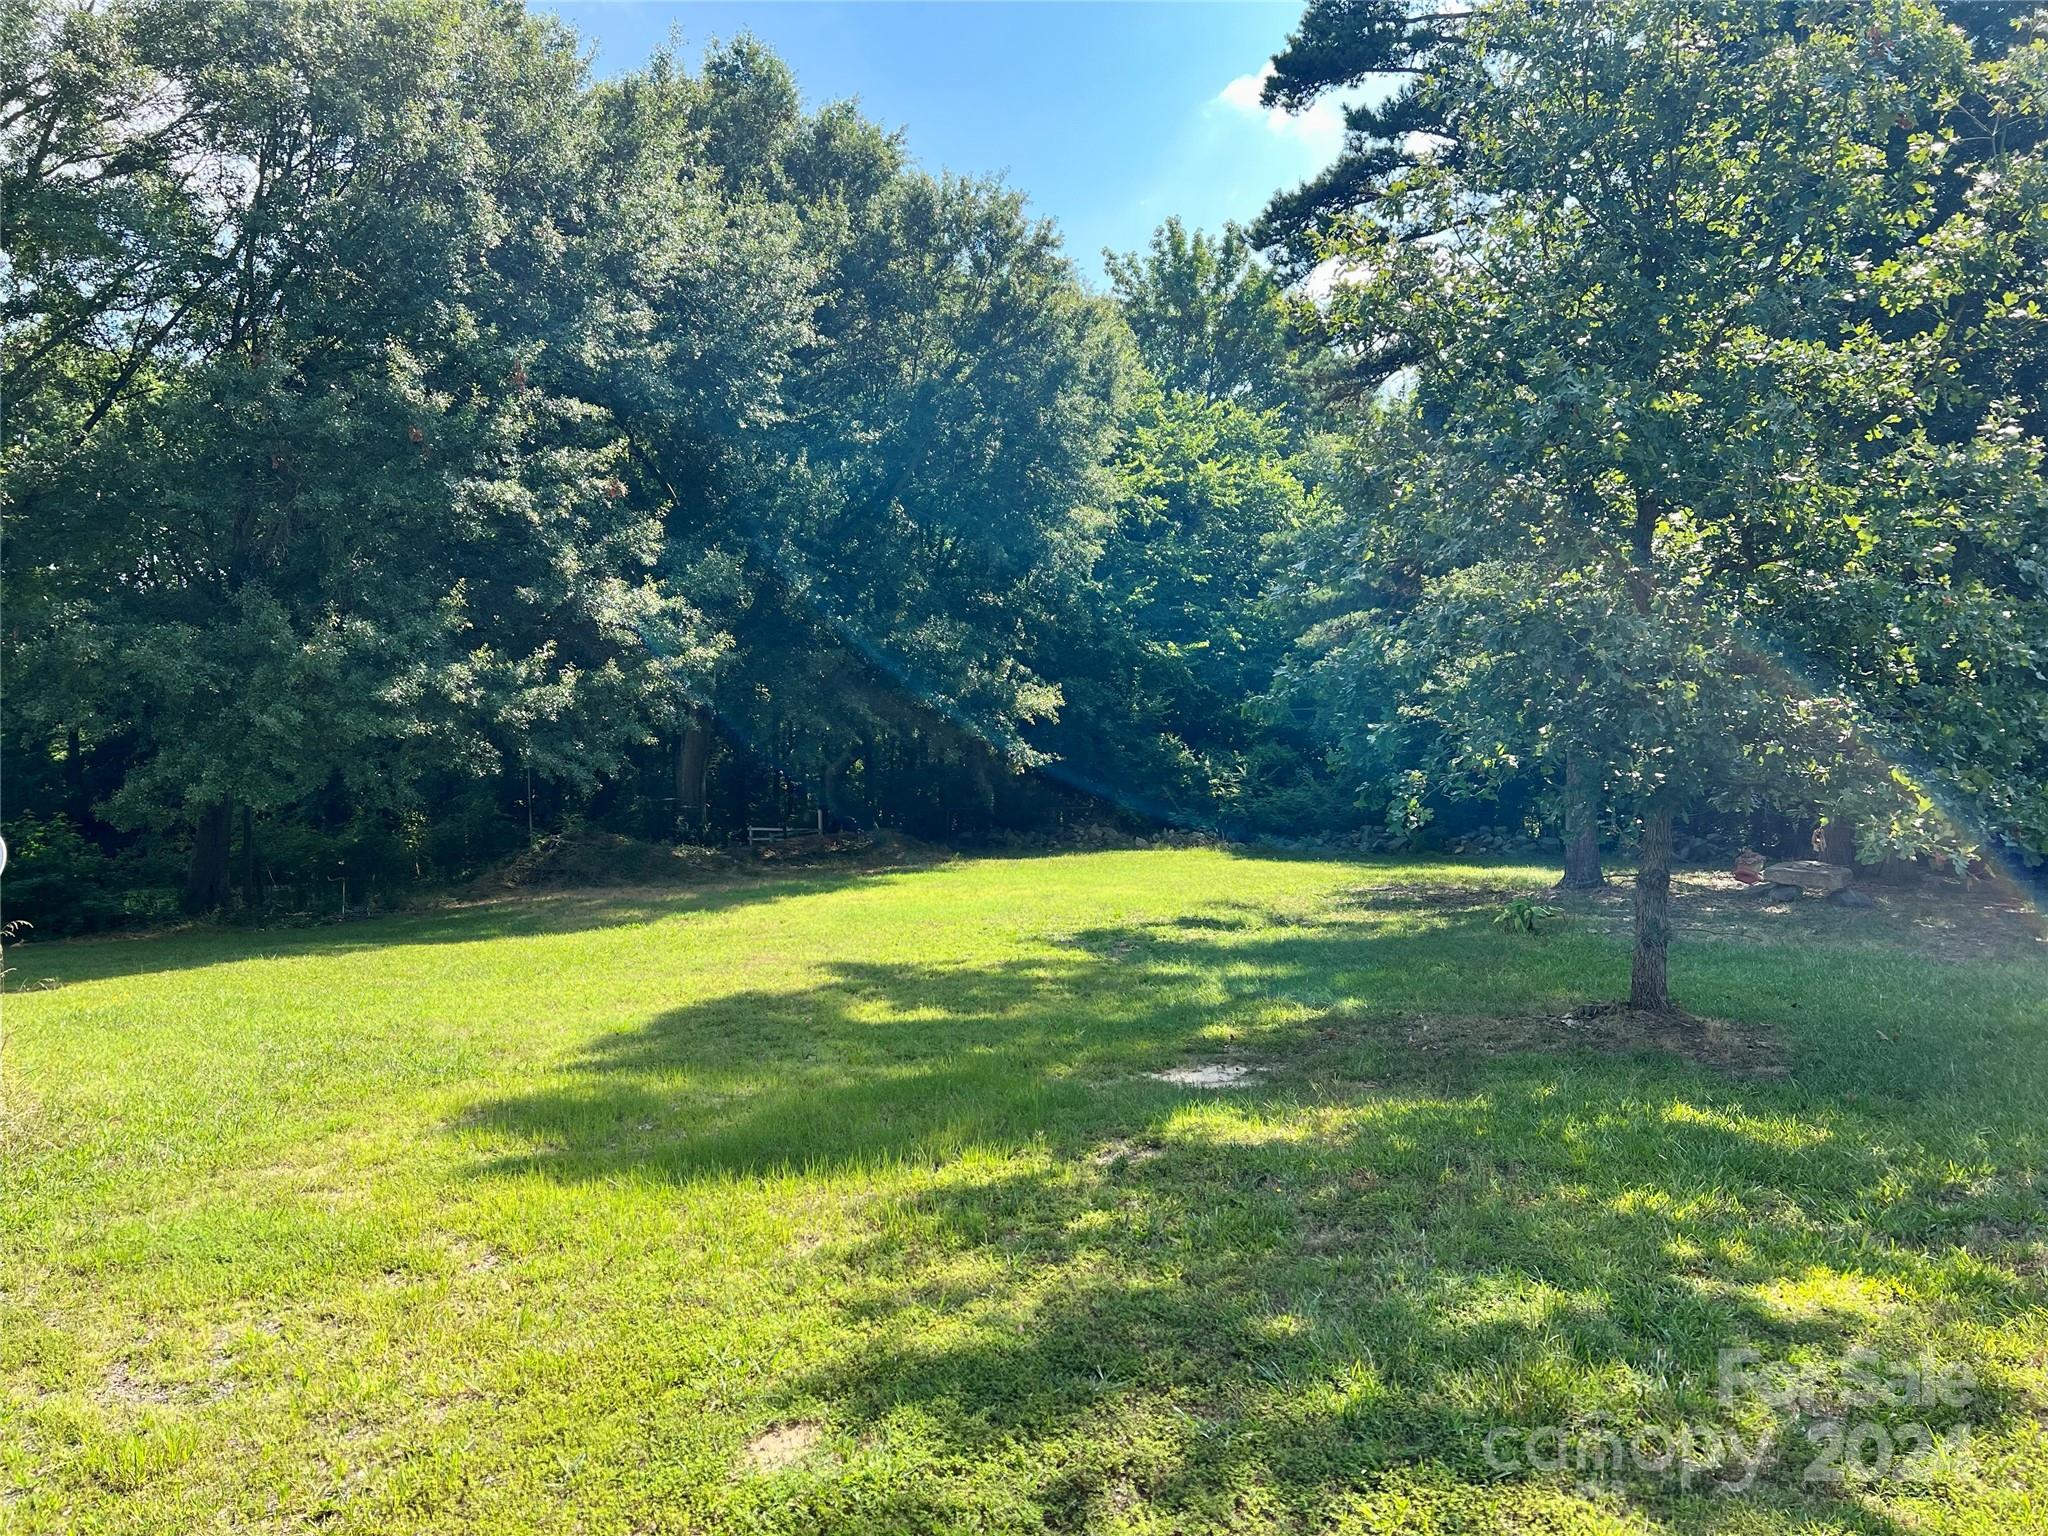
left=6, top=865, right=924, bottom=988
left=792, top=1099, right=2036, bottom=1533
left=456, top=912, right=2042, bottom=1534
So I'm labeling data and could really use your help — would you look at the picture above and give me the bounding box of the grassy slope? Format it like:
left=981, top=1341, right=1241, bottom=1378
left=3, top=850, right=2045, bottom=1534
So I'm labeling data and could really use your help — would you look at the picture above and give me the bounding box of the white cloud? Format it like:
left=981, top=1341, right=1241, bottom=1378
left=1214, top=62, right=1349, bottom=162
left=1217, top=66, right=1270, bottom=116
left=1298, top=255, right=1362, bottom=301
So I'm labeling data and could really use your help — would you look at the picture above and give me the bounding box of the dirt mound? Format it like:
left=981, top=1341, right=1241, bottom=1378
left=745, top=828, right=946, bottom=868
left=467, top=825, right=951, bottom=895
left=471, top=828, right=731, bottom=893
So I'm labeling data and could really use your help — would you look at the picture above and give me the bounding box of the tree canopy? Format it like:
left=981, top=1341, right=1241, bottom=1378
left=4, top=0, right=2042, bottom=1017
left=1262, top=0, right=2047, bottom=1003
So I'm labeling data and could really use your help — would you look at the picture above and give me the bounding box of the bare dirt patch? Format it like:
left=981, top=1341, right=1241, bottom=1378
left=1340, top=883, right=1518, bottom=914
left=1339, top=868, right=2045, bottom=963
left=1149, top=1063, right=1260, bottom=1088
left=100, top=1361, right=174, bottom=1406
left=1090, top=1137, right=1164, bottom=1167
left=1560, top=869, right=2045, bottom=963
left=740, top=1422, right=824, bottom=1474
left=1381, top=1004, right=1787, bottom=1078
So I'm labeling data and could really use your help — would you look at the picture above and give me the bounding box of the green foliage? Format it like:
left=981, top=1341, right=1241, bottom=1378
left=2, top=0, right=2042, bottom=936
left=1251, top=0, right=1470, bottom=285
left=2, top=2, right=1134, bottom=919
left=1269, top=0, right=2048, bottom=1005
left=3, top=0, right=775, bottom=913
left=0, top=814, right=178, bottom=932
left=1267, top=0, right=2048, bottom=868
left=1492, top=895, right=1564, bottom=935
left=1104, top=218, right=1304, bottom=413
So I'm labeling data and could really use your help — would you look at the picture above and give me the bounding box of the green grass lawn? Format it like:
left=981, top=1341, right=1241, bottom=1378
left=5, top=850, right=2046, bottom=1534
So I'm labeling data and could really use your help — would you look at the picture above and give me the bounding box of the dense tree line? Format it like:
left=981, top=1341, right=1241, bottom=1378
left=4, top=0, right=2043, bottom=1000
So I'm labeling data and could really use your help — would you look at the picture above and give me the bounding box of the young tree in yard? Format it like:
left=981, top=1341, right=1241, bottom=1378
left=1297, top=0, right=2031, bottom=1009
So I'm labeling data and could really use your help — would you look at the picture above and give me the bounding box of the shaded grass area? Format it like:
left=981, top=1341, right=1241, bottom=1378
left=3, top=850, right=2045, bottom=1533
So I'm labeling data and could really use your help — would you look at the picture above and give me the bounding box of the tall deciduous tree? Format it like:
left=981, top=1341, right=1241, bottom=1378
left=2, top=0, right=802, bottom=908
left=1293, top=0, right=2039, bottom=1008
left=615, top=37, right=1126, bottom=834
left=1105, top=219, right=1305, bottom=414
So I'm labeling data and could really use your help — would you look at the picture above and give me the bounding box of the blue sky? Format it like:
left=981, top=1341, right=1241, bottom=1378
left=542, top=2, right=1345, bottom=284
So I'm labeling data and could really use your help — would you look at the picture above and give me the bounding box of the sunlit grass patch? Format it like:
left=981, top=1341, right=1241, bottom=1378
left=4, top=849, right=2045, bottom=1533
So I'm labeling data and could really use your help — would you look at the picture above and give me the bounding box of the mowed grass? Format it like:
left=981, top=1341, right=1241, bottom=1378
left=4, top=849, right=2046, bottom=1535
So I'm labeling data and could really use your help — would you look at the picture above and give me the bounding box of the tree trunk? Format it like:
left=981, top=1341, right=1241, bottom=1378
left=675, top=710, right=711, bottom=837
left=239, top=802, right=259, bottom=908
left=183, top=797, right=234, bottom=915
left=1629, top=804, right=1674, bottom=1012
left=822, top=743, right=858, bottom=827
left=1815, top=816, right=1856, bottom=867
left=65, top=727, right=86, bottom=824
left=1560, top=753, right=1605, bottom=889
